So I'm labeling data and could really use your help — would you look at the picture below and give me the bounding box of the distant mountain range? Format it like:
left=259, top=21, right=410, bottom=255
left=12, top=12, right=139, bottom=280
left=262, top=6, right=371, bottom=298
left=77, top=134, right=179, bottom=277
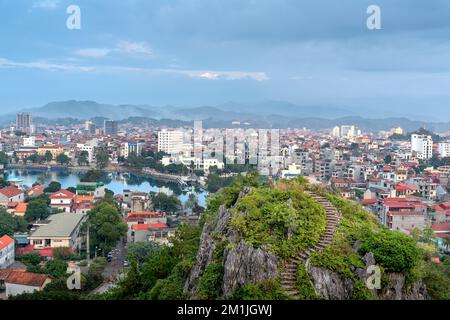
left=1, top=100, right=449, bottom=133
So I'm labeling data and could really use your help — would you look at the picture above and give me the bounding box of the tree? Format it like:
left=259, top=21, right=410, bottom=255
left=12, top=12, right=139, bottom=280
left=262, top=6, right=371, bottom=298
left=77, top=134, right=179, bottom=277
left=45, top=259, right=68, bottom=278
left=44, top=181, right=61, bottom=193
left=206, top=173, right=234, bottom=193
left=27, top=154, right=44, bottom=164
left=0, top=209, right=27, bottom=236
left=384, top=154, right=392, bottom=164
left=0, top=151, right=9, bottom=166
left=185, top=193, right=198, bottom=210
left=56, top=153, right=70, bottom=165
left=78, top=151, right=89, bottom=166
left=80, top=169, right=104, bottom=182
left=95, top=149, right=109, bottom=170
left=44, top=151, right=53, bottom=162
left=88, top=202, right=128, bottom=254
left=127, top=242, right=160, bottom=264
left=25, top=198, right=50, bottom=221
left=422, top=227, right=436, bottom=243
left=152, top=193, right=182, bottom=213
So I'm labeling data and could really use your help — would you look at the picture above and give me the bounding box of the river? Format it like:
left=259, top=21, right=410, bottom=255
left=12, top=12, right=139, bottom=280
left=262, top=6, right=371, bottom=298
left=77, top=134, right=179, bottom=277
left=5, top=169, right=208, bottom=207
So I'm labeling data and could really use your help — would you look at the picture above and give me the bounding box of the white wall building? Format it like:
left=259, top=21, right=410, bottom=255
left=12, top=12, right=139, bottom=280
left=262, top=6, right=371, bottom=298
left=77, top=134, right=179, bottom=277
left=438, top=141, right=450, bottom=158
left=77, top=144, right=95, bottom=163
left=158, top=129, right=184, bottom=155
left=411, top=134, right=433, bottom=159
left=22, top=136, right=35, bottom=147
left=0, top=235, right=15, bottom=269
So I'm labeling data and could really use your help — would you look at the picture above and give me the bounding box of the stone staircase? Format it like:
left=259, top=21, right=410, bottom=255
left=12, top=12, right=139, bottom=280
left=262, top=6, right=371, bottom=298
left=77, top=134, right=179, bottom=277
left=281, top=191, right=341, bottom=298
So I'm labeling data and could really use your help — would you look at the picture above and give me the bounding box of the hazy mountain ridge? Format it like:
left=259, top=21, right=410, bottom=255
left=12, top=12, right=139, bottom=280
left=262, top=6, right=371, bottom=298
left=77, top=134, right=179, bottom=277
left=1, top=100, right=449, bottom=132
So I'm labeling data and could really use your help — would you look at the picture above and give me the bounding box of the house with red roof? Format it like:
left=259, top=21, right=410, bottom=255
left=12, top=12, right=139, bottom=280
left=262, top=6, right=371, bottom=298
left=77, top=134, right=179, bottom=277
left=0, top=186, right=24, bottom=205
left=394, top=183, right=418, bottom=198
left=28, top=184, right=45, bottom=198
left=49, top=189, right=75, bottom=213
left=0, top=235, right=15, bottom=269
left=126, top=211, right=167, bottom=242
left=0, top=269, right=52, bottom=298
left=130, top=222, right=175, bottom=245
left=378, top=198, right=427, bottom=233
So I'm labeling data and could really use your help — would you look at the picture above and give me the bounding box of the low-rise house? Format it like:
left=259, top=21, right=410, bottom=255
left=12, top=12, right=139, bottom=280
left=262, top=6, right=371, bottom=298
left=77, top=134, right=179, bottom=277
left=28, top=184, right=45, bottom=198
left=13, top=203, right=28, bottom=217
left=130, top=222, right=175, bottom=245
left=0, top=235, right=15, bottom=269
left=377, top=197, right=427, bottom=232
left=0, top=186, right=24, bottom=205
left=72, top=195, right=94, bottom=214
left=75, top=182, right=105, bottom=199
left=49, top=189, right=75, bottom=213
left=0, top=269, right=52, bottom=298
left=28, top=213, right=84, bottom=250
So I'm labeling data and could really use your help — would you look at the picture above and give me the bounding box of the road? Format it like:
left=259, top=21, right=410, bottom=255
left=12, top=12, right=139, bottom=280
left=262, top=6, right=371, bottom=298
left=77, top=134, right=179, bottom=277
left=90, top=240, right=127, bottom=295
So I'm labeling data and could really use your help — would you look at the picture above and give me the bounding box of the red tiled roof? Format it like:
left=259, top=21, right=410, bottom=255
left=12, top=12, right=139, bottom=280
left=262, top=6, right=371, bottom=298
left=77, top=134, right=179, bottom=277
left=361, top=199, right=377, bottom=205
left=127, top=211, right=161, bottom=217
left=0, top=235, right=14, bottom=250
left=1, top=269, right=51, bottom=287
left=0, top=186, right=23, bottom=198
left=49, top=189, right=75, bottom=199
left=132, top=224, right=149, bottom=231
left=388, top=211, right=423, bottom=216
left=7, top=201, right=19, bottom=208
left=15, top=203, right=28, bottom=213
left=431, top=222, right=450, bottom=232
left=149, top=223, right=168, bottom=229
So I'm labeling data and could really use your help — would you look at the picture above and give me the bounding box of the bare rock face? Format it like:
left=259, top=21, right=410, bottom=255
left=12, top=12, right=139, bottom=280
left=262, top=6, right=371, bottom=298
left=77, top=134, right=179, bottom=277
left=380, top=273, right=429, bottom=300
left=184, top=205, right=229, bottom=297
left=222, top=241, right=279, bottom=299
left=307, top=263, right=353, bottom=300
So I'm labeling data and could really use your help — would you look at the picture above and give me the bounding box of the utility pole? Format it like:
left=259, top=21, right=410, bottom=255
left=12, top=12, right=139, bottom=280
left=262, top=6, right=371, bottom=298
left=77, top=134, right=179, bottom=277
left=86, top=223, right=90, bottom=263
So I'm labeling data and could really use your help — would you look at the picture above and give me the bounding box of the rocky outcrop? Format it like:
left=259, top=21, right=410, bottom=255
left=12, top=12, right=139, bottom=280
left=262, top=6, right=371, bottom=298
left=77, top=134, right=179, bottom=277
left=307, top=263, right=354, bottom=300
left=184, top=186, right=280, bottom=299
left=306, top=252, right=430, bottom=300
left=222, top=241, right=279, bottom=298
left=379, top=273, right=429, bottom=300
left=184, top=205, right=229, bottom=297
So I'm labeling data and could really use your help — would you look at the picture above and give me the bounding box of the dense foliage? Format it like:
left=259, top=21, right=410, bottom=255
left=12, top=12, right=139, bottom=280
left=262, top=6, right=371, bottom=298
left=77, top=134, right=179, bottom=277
left=0, top=209, right=27, bottom=236
left=229, top=178, right=326, bottom=258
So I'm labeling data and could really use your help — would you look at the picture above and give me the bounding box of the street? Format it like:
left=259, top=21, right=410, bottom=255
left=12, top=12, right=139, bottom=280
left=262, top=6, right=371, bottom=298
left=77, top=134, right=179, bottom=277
left=90, top=240, right=127, bottom=295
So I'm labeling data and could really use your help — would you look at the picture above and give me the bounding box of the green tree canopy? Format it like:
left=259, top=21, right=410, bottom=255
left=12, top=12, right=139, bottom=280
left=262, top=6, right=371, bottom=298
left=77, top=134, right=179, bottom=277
left=87, top=202, right=127, bottom=254
left=44, top=181, right=61, bottom=193
left=151, top=192, right=181, bottom=213
left=56, top=153, right=70, bottom=165
left=0, top=209, right=27, bottom=236
left=25, top=198, right=51, bottom=222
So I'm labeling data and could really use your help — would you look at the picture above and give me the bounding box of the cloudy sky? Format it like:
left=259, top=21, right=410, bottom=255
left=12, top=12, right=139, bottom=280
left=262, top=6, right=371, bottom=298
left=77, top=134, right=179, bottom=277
left=1, top=0, right=450, bottom=120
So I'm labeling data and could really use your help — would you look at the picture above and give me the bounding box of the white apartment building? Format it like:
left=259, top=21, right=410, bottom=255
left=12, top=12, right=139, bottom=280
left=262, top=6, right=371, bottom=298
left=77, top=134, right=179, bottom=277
left=158, top=129, right=184, bottom=155
left=0, top=235, right=15, bottom=269
left=332, top=125, right=359, bottom=138
left=120, top=142, right=143, bottom=158
left=22, top=136, right=35, bottom=147
left=77, top=144, right=96, bottom=163
left=438, top=141, right=450, bottom=158
left=411, top=134, right=433, bottom=159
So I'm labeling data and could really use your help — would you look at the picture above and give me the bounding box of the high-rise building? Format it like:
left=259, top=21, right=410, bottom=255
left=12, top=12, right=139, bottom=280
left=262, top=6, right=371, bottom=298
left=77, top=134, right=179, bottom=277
left=411, top=134, right=433, bottom=159
left=103, top=120, right=118, bottom=135
left=16, top=113, right=33, bottom=133
left=158, top=129, right=184, bottom=155
left=438, top=141, right=450, bottom=158
left=120, top=142, right=143, bottom=158
left=84, top=120, right=96, bottom=134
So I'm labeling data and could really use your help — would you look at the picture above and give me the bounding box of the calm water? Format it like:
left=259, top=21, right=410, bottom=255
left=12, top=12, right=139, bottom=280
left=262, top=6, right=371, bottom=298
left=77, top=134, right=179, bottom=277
left=6, top=169, right=208, bottom=207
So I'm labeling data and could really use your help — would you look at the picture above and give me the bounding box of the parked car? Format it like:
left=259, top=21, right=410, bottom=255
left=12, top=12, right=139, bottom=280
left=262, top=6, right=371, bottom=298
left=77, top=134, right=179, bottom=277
left=123, top=260, right=129, bottom=267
